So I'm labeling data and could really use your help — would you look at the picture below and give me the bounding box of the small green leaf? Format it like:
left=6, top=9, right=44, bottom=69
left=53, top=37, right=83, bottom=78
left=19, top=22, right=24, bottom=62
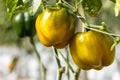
left=5, top=0, right=18, bottom=20
left=114, top=0, right=120, bottom=16
left=22, top=0, right=41, bottom=16
left=82, top=0, right=102, bottom=17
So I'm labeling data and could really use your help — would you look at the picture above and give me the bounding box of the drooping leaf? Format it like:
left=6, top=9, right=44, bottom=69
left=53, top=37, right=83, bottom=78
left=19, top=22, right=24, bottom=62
left=82, top=0, right=102, bottom=17
left=22, top=0, right=41, bottom=16
left=114, top=0, right=120, bottom=16
left=5, top=0, right=18, bottom=20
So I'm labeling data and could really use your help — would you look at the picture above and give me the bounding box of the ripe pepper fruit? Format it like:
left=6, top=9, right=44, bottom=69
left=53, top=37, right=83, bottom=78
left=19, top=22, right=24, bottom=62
left=69, top=30, right=115, bottom=70
left=36, top=7, right=77, bottom=49
left=12, top=11, right=35, bottom=38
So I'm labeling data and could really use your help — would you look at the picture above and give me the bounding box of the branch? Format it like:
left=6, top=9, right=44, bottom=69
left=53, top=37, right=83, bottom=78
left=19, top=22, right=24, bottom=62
left=53, top=48, right=63, bottom=80
left=29, top=37, right=46, bottom=80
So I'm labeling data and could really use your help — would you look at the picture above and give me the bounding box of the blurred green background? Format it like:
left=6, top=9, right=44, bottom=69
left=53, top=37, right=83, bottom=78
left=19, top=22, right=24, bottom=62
left=0, top=0, right=18, bottom=45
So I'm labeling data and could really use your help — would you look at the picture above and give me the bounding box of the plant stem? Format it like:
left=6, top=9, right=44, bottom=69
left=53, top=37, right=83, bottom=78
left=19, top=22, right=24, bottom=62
left=57, top=48, right=81, bottom=80
left=62, top=0, right=76, bottom=12
left=29, top=37, right=46, bottom=80
left=74, top=68, right=81, bottom=80
left=57, top=50, right=74, bottom=73
left=77, top=15, right=120, bottom=37
left=65, top=48, right=70, bottom=80
left=53, top=48, right=63, bottom=80
left=85, top=26, right=120, bottom=37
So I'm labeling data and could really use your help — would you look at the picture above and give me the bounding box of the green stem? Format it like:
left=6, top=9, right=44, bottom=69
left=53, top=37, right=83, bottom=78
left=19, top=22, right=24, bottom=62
left=77, top=15, right=120, bottom=37
left=57, top=50, right=74, bottom=73
left=77, top=15, right=89, bottom=27
left=57, top=48, right=81, bottom=80
left=65, top=48, right=70, bottom=80
left=76, top=0, right=83, bottom=6
left=29, top=37, right=46, bottom=80
left=53, top=48, right=63, bottom=80
left=74, top=0, right=83, bottom=13
left=111, top=37, right=120, bottom=51
left=62, top=0, right=76, bottom=12
left=85, top=26, right=120, bottom=37
left=58, top=70, right=63, bottom=80
left=74, top=68, right=81, bottom=80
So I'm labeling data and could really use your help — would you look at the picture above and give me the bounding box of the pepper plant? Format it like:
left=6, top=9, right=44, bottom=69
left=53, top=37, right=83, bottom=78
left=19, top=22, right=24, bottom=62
left=4, top=0, right=120, bottom=80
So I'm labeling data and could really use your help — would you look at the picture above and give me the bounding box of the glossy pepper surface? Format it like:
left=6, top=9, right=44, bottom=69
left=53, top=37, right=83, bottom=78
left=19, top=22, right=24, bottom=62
left=36, top=7, right=77, bottom=49
left=69, top=30, right=115, bottom=70
left=13, top=11, right=35, bottom=38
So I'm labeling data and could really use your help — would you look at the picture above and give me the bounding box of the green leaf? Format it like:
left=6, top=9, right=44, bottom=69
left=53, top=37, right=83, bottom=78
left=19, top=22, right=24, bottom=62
left=5, top=0, right=18, bottom=20
left=82, top=0, right=102, bottom=17
left=22, top=0, right=41, bottom=16
left=114, top=0, right=120, bottom=16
